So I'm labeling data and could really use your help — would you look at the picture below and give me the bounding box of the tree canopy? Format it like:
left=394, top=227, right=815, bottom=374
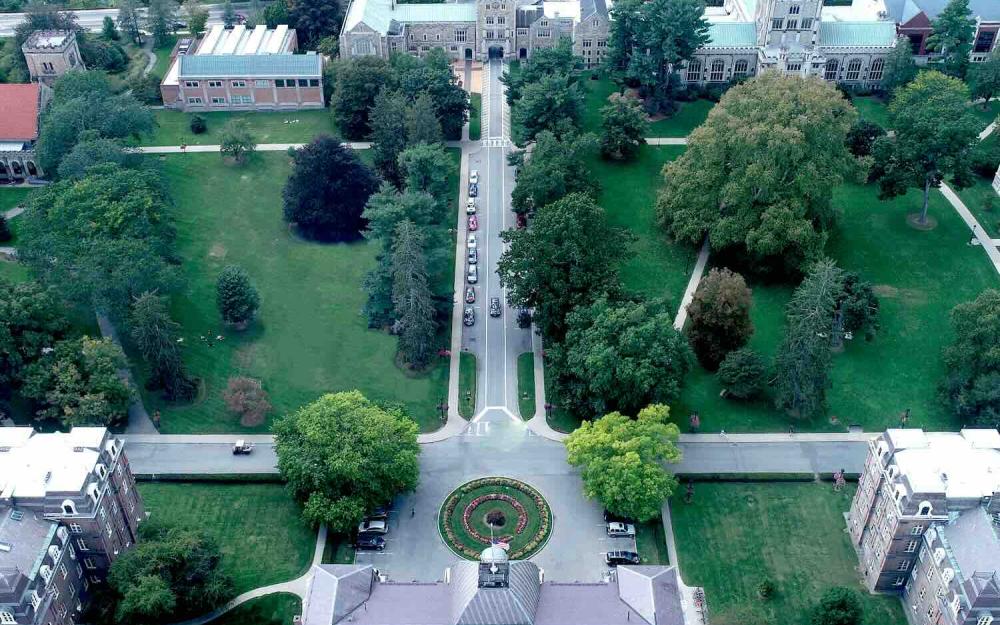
left=219, top=119, right=256, bottom=164
left=565, top=404, right=682, bottom=521
left=216, top=265, right=261, bottom=327
left=657, top=74, right=858, bottom=274
left=288, top=0, right=341, bottom=49
left=0, top=279, right=70, bottom=391
left=391, top=220, right=437, bottom=368
left=809, top=587, right=864, bottom=625
left=510, top=130, right=599, bottom=216
left=926, top=0, right=976, bottom=79
left=274, top=391, right=420, bottom=532
left=942, top=289, right=1000, bottom=428
left=969, top=48, right=1000, bottom=108
left=511, top=72, right=585, bottom=145
left=129, top=292, right=196, bottom=402
left=686, top=267, right=754, bottom=370
left=880, top=36, right=918, bottom=96
left=600, top=94, right=648, bottom=160
left=501, top=38, right=581, bottom=106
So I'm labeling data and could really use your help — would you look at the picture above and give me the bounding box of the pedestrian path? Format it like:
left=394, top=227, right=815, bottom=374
left=645, top=137, right=688, bottom=145
left=3, top=205, right=26, bottom=220
left=939, top=182, right=1000, bottom=276
left=672, top=238, right=710, bottom=330
left=136, top=142, right=374, bottom=153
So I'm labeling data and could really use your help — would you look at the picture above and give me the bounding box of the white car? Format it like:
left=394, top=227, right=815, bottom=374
left=467, top=233, right=477, bottom=249
left=468, top=264, right=478, bottom=284
left=606, top=522, right=636, bottom=538
left=466, top=198, right=477, bottom=214
left=358, top=519, right=388, bottom=534
left=469, top=170, right=480, bottom=185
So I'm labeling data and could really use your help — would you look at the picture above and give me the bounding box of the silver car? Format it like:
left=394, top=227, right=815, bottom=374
left=467, top=264, right=478, bottom=284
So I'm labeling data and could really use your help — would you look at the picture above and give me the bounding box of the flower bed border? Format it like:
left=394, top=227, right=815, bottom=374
left=439, top=476, right=552, bottom=560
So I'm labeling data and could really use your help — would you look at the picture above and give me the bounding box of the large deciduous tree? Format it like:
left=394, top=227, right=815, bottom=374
left=498, top=193, right=631, bottom=341
left=870, top=71, right=979, bottom=226
left=219, top=119, right=256, bottom=165
left=274, top=391, right=420, bottom=532
left=686, top=268, right=753, bottom=370
left=657, top=74, right=857, bottom=274
left=282, top=135, right=378, bottom=241
left=145, top=0, right=177, bottom=46
left=600, top=94, right=648, bottom=161
left=926, top=0, right=976, bottom=79
left=511, top=73, right=585, bottom=145
left=391, top=220, right=437, bottom=369
left=0, top=279, right=70, bottom=391
left=969, top=48, right=1000, bottom=108
left=331, top=56, right=393, bottom=140
left=551, top=297, right=693, bottom=418
left=809, top=587, right=864, bottom=625
left=565, top=404, right=682, bottom=522
left=501, top=38, right=581, bottom=106
left=288, top=0, right=342, bottom=49
left=942, top=289, right=1000, bottom=428
left=510, top=130, right=599, bottom=216
left=398, top=142, right=453, bottom=208
left=881, top=36, right=918, bottom=96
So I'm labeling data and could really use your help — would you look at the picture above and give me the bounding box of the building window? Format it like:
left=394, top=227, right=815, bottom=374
left=686, top=60, right=701, bottom=82
left=187, top=97, right=203, bottom=104
left=844, top=58, right=862, bottom=81
left=977, top=616, right=994, bottom=625
left=786, top=19, right=797, bottom=30
left=905, top=540, right=918, bottom=553
left=787, top=62, right=802, bottom=72
left=892, top=577, right=905, bottom=587
left=184, top=81, right=199, bottom=88
left=733, top=59, right=749, bottom=78
left=583, top=39, right=592, bottom=48
left=910, top=525, right=924, bottom=535
left=76, top=539, right=88, bottom=551
left=788, top=4, right=800, bottom=14
left=538, top=29, right=551, bottom=38
left=597, top=40, right=606, bottom=47
left=897, top=560, right=910, bottom=571
left=486, top=15, right=494, bottom=24
left=0, top=611, right=15, bottom=624
left=84, top=558, right=96, bottom=570
left=211, top=97, right=226, bottom=105
left=974, top=31, right=996, bottom=54
left=62, top=500, right=77, bottom=515
left=497, top=16, right=505, bottom=24
left=486, top=30, right=495, bottom=39
left=232, top=95, right=252, bottom=104
left=709, top=59, right=725, bottom=82
left=422, top=34, right=427, bottom=41
left=60, top=564, right=69, bottom=580
left=869, top=58, right=884, bottom=81
left=456, top=29, right=467, bottom=42
left=772, top=18, right=783, bottom=29
left=254, top=79, right=269, bottom=87
left=802, top=18, right=813, bottom=29
left=231, top=80, right=246, bottom=88
left=207, top=80, right=223, bottom=88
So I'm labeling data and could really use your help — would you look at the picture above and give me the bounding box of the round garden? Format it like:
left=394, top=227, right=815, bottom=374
left=439, top=477, right=552, bottom=560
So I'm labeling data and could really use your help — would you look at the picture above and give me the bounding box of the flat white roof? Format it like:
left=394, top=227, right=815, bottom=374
left=889, top=429, right=1000, bottom=501
left=0, top=427, right=108, bottom=499
left=820, top=0, right=889, bottom=22
left=542, top=1, right=580, bottom=21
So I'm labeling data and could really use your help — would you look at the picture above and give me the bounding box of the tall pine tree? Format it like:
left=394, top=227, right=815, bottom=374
left=391, top=220, right=436, bottom=369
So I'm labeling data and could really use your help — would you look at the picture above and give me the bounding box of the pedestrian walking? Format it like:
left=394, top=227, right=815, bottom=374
left=411, top=507, right=415, bottom=517
left=684, top=481, right=694, bottom=504
left=689, top=412, right=700, bottom=433
left=833, top=468, right=846, bottom=492
left=900, top=408, right=910, bottom=428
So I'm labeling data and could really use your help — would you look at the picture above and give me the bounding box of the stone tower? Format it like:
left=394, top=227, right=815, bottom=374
left=21, top=30, right=84, bottom=85
left=754, top=0, right=822, bottom=75
left=478, top=0, right=517, bottom=59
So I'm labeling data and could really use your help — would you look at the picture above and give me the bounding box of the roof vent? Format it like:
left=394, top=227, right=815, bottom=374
left=0, top=543, right=11, bottom=553
left=73, top=447, right=84, bottom=452
left=8, top=510, right=23, bottom=522
left=43, top=472, right=51, bottom=484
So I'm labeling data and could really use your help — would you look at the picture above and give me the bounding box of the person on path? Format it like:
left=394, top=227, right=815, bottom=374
left=689, top=413, right=700, bottom=433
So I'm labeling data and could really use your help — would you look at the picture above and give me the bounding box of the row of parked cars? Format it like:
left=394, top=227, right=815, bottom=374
left=604, top=510, right=641, bottom=566
left=355, top=506, right=390, bottom=551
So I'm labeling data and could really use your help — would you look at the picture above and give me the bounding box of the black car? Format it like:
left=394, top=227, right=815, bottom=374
left=469, top=183, right=479, bottom=198
left=367, top=506, right=389, bottom=521
left=605, top=550, right=641, bottom=566
left=356, top=533, right=386, bottom=551
left=603, top=510, right=635, bottom=525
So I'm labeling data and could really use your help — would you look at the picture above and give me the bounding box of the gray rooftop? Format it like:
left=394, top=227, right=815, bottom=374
left=0, top=505, right=56, bottom=602
left=884, top=0, right=1000, bottom=23
left=943, top=507, right=1000, bottom=580
left=178, top=53, right=323, bottom=78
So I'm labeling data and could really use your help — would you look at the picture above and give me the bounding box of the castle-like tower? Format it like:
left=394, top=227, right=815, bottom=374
left=21, top=30, right=84, bottom=85
left=478, top=0, right=517, bottom=58
left=754, top=0, right=823, bottom=75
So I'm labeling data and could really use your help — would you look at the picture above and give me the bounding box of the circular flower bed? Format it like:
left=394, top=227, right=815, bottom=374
left=439, top=477, right=552, bottom=560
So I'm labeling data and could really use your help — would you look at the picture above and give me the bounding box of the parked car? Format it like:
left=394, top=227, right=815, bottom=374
left=604, top=511, right=636, bottom=524
left=466, top=198, right=477, bottom=214
left=468, top=248, right=478, bottom=264
left=469, top=183, right=479, bottom=198
left=605, top=550, right=641, bottom=566
left=358, top=519, right=388, bottom=534
left=467, top=233, right=477, bottom=249
left=355, top=534, right=386, bottom=551
left=606, top=522, right=636, bottom=537
left=467, top=264, right=478, bottom=284
left=464, top=306, right=476, bottom=326
left=489, top=297, right=501, bottom=317
left=465, top=287, right=476, bottom=304
left=232, top=440, right=254, bottom=455
left=469, top=215, right=479, bottom=231
left=366, top=506, right=389, bottom=521
left=469, top=169, right=480, bottom=185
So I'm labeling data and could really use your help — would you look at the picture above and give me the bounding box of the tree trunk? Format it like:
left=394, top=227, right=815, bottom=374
left=920, top=175, right=931, bottom=225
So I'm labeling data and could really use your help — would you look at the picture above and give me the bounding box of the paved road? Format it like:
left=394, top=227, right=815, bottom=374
left=0, top=2, right=258, bottom=36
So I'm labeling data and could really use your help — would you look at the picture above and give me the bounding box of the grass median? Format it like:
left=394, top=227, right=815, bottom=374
left=516, top=351, right=535, bottom=420
left=459, top=351, right=477, bottom=418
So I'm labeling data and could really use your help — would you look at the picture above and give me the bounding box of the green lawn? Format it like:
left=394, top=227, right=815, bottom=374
left=143, top=109, right=339, bottom=146
left=635, top=520, right=669, bottom=565
left=459, top=351, right=477, bottom=418
left=0, top=187, right=34, bottom=214
left=516, top=351, right=534, bottom=420
left=0, top=259, right=30, bottom=283
left=138, top=483, right=315, bottom=594
left=580, top=73, right=714, bottom=138
left=151, top=35, right=177, bottom=79
left=956, top=175, right=1000, bottom=237
left=853, top=95, right=998, bottom=132
left=146, top=150, right=457, bottom=433
left=321, top=534, right=357, bottom=564
left=207, top=594, right=301, bottom=625
left=469, top=92, right=482, bottom=141
left=671, top=482, right=907, bottom=625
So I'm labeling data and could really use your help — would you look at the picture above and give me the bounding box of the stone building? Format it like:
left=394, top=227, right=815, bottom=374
left=846, top=429, right=1000, bottom=625
left=20, top=31, right=84, bottom=86
left=0, top=427, right=144, bottom=625
left=0, top=83, right=49, bottom=183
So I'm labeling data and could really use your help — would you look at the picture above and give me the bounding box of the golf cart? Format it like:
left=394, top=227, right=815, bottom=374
left=232, top=440, right=255, bottom=455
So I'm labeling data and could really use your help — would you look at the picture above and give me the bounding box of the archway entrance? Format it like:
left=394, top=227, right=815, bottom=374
left=488, top=46, right=504, bottom=60
left=465, top=48, right=473, bottom=60
left=518, top=48, right=527, bottom=59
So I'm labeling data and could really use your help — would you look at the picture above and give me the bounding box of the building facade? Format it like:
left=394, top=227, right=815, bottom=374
left=20, top=31, right=84, bottom=86
left=846, top=429, right=1000, bottom=625
left=888, top=0, right=999, bottom=60
left=160, top=25, right=324, bottom=112
left=0, top=427, right=145, bottom=625
left=0, top=83, right=49, bottom=183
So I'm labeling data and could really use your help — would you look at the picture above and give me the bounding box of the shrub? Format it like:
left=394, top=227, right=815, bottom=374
left=517, top=309, right=532, bottom=329
left=0, top=215, right=10, bottom=243
left=717, top=348, right=767, bottom=400
left=846, top=119, right=885, bottom=158
left=190, top=115, right=207, bottom=134
left=223, top=376, right=271, bottom=426
left=216, top=265, right=260, bottom=328
left=757, top=579, right=776, bottom=600
left=971, top=139, right=1000, bottom=178
left=809, top=587, right=863, bottom=625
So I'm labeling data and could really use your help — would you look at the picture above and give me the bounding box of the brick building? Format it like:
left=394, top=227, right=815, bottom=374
left=0, top=83, right=49, bottom=183
left=0, top=427, right=144, bottom=625
left=887, top=0, right=999, bottom=60
left=160, top=24, right=324, bottom=112
left=20, top=31, right=84, bottom=86
left=847, top=429, right=1000, bottom=625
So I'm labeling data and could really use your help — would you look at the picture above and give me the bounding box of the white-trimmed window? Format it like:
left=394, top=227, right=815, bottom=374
left=905, top=540, right=918, bottom=553
left=184, top=80, right=199, bottom=88
left=977, top=616, right=993, bottom=625
left=538, top=29, right=551, bottom=37
left=733, top=59, right=749, bottom=78
left=62, top=500, right=77, bottom=515
left=709, top=59, right=725, bottom=82
left=893, top=577, right=905, bottom=587
left=911, top=524, right=924, bottom=535
left=254, top=79, right=269, bottom=87
left=60, top=563, right=69, bottom=580
left=802, top=18, right=813, bottom=29
left=786, top=19, right=797, bottom=30
left=84, top=558, right=96, bottom=570
left=486, top=15, right=494, bottom=24
left=211, top=97, right=226, bottom=105
left=845, top=58, right=862, bottom=81
left=456, top=29, right=467, bottom=42
left=187, top=97, right=203, bottom=104
left=30, top=591, right=41, bottom=609
left=207, top=80, right=223, bottom=88
left=0, top=611, right=15, bottom=624
left=76, top=539, right=88, bottom=551
left=788, top=4, right=800, bottom=14
left=772, top=18, right=783, bottom=29
left=686, top=60, right=701, bottom=82
left=352, top=39, right=373, bottom=56
left=787, top=62, right=802, bottom=72
left=231, top=80, right=246, bottom=88
left=897, top=560, right=910, bottom=571
left=232, top=95, right=252, bottom=105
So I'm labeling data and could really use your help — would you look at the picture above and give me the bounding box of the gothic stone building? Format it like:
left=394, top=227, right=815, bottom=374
left=20, top=31, right=84, bottom=86
left=0, top=427, right=144, bottom=625
left=0, top=83, right=49, bottom=183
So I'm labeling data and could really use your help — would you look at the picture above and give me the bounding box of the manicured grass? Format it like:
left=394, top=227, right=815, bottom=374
left=0, top=187, right=34, bottom=214
left=206, top=594, right=301, bottom=625
left=151, top=35, right=178, bottom=79
left=137, top=483, right=315, bottom=594
left=580, top=73, right=714, bottom=138
left=469, top=92, right=482, bottom=141
left=852, top=95, right=890, bottom=128
left=635, top=520, right=669, bottom=565
left=143, top=109, right=339, bottom=146
left=321, top=534, right=357, bottom=564
left=146, top=150, right=457, bottom=433
left=459, top=351, right=477, bottom=418
left=516, top=351, right=535, bottom=420
left=543, top=356, right=578, bottom=432
left=956, top=175, right=1000, bottom=237
left=671, top=482, right=907, bottom=625
left=970, top=100, right=1000, bottom=130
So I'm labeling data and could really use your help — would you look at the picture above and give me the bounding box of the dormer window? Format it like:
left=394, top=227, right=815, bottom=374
left=61, top=500, right=76, bottom=515
left=87, top=483, right=99, bottom=504
left=95, top=464, right=107, bottom=480
left=0, top=611, right=16, bottom=624
left=941, top=568, right=954, bottom=583
left=39, top=564, right=52, bottom=582
left=918, top=501, right=932, bottom=516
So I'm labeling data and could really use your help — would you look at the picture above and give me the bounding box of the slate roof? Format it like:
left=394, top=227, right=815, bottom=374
left=303, top=565, right=375, bottom=625
left=178, top=53, right=323, bottom=78
left=616, top=567, right=685, bottom=625
left=579, top=0, right=607, bottom=20
left=885, top=0, right=1000, bottom=22
left=819, top=21, right=898, bottom=47
left=703, top=22, right=757, bottom=48
left=451, top=562, right=541, bottom=625
left=0, top=83, right=40, bottom=142
left=0, top=506, right=56, bottom=603
left=942, top=508, right=1000, bottom=581
left=344, top=0, right=477, bottom=34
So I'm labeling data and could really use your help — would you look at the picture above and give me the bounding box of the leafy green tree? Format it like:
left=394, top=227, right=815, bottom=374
left=21, top=336, right=131, bottom=427
left=501, top=38, right=581, bottom=106
left=687, top=267, right=754, bottom=370
left=926, top=0, right=976, bottom=79
left=600, top=94, right=648, bottom=160
left=510, top=130, right=599, bottom=215
left=219, top=119, right=256, bottom=164
left=604, top=0, right=644, bottom=82
left=216, top=265, right=261, bottom=328
left=565, top=404, right=682, bottom=521
left=78, top=34, right=128, bottom=73
left=512, top=72, right=584, bottom=145
left=146, top=0, right=177, bottom=46
left=809, top=587, right=863, bottom=625
left=316, top=35, right=339, bottom=56
left=551, top=297, right=693, bottom=417
left=331, top=56, right=393, bottom=139
left=773, top=259, right=844, bottom=419
left=399, top=142, right=453, bottom=208
left=498, top=193, right=631, bottom=341
left=184, top=0, right=209, bottom=36
left=274, top=391, right=420, bottom=531
left=0, top=279, right=70, bottom=390
left=57, top=136, right=134, bottom=179
left=129, top=72, right=165, bottom=106
left=969, top=48, right=1000, bottom=108
left=657, top=74, right=857, bottom=273
left=845, top=119, right=886, bottom=158
left=108, top=521, right=234, bottom=625
left=283, top=136, right=379, bottom=241
left=717, top=348, right=767, bottom=400
left=407, top=92, right=444, bottom=145
left=262, top=0, right=289, bottom=28
left=222, top=0, right=237, bottom=28
left=101, top=15, right=120, bottom=40
left=881, top=36, right=918, bottom=96
left=391, top=220, right=437, bottom=368
left=116, top=0, right=143, bottom=45
left=371, top=90, right=410, bottom=186
left=129, top=292, right=196, bottom=401
left=942, top=289, right=1000, bottom=428
left=870, top=71, right=980, bottom=226
left=394, top=48, right=469, bottom=140
left=288, top=0, right=341, bottom=48
left=836, top=272, right=879, bottom=343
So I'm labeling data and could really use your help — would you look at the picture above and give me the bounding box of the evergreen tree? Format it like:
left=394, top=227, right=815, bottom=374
left=407, top=92, right=443, bottom=145
left=101, top=16, right=120, bottom=41
left=331, top=56, right=393, bottom=139
left=371, top=90, right=410, bottom=186
left=129, top=292, right=196, bottom=402
left=116, top=0, right=143, bottom=44
left=880, top=37, right=918, bottom=96
left=398, top=142, right=453, bottom=208
left=146, top=0, right=176, bottom=46
left=222, top=0, right=237, bottom=28
left=216, top=265, right=260, bottom=328
left=926, top=0, right=976, bottom=79
left=969, top=48, right=1000, bottom=108
left=262, top=0, right=289, bottom=28
left=184, top=0, right=209, bottom=36
left=717, top=348, right=767, bottom=400
left=391, top=220, right=436, bottom=369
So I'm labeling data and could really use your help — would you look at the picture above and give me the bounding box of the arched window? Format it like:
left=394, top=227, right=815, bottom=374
left=26, top=161, right=37, bottom=176
left=10, top=162, right=22, bottom=176
left=918, top=501, right=932, bottom=515
left=869, top=58, right=885, bottom=82
left=733, top=59, right=749, bottom=78
left=845, top=58, right=862, bottom=81
left=824, top=59, right=839, bottom=80
left=941, top=568, right=955, bottom=583
left=709, top=59, right=725, bottom=82
left=95, top=464, right=107, bottom=480
left=61, top=500, right=76, bottom=515
left=686, top=60, right=702, bottom=82
left=87, top=483, right=99, bottom=504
